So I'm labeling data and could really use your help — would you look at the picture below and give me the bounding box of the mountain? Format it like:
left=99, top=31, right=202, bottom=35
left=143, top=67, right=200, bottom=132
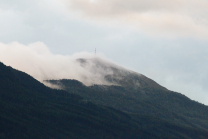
left=46, top=58, right=208, bottom=131
left=1, top=60, right=208, bottom=138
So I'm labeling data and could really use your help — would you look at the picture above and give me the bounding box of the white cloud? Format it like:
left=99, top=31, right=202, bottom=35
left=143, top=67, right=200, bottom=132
left=0, top=41, right=118, bottom=86
left=61, top=0, right=208, bottom=38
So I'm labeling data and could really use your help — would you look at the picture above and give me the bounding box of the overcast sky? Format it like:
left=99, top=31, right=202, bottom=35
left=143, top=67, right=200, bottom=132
left=1, top=0, right=208, bottom=105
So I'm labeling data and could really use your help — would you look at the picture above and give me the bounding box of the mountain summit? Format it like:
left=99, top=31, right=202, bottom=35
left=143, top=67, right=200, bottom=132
left=76, top=57, right=166, bottom=90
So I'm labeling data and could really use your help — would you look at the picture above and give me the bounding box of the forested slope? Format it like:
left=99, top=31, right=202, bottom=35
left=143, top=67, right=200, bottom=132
left=1, top=62, right=208, bottom=138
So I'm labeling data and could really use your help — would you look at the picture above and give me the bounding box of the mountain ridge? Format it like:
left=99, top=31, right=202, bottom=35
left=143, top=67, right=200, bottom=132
left=45, top=57, right=208, bottom=131
left=43, top=58, right=208, bottom=131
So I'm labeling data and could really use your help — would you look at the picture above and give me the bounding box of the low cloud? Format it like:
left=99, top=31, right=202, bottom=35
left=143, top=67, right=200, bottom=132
left=0, top=41, right=118, bottom=86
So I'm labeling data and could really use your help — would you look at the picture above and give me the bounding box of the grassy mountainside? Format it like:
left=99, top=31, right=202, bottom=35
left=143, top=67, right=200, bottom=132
left=1, top=61, right=208, bottom=138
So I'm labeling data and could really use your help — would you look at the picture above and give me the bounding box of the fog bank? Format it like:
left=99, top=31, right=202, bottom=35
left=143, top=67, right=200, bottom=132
left=0, top=41, right=120, bottom=86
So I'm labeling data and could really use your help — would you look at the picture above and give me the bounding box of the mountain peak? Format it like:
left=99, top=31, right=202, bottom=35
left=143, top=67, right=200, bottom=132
left=76, top=57, right=166, bottom=90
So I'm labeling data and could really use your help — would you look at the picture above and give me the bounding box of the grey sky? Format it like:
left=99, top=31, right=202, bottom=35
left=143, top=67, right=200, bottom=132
left=1, top=0, right=208, bottom=104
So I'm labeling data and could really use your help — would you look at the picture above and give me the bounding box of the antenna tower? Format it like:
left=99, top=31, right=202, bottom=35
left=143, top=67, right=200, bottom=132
left=95, top=48, right=96, bottom=55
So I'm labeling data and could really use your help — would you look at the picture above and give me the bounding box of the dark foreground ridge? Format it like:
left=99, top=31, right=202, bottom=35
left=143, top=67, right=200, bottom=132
left=1, top=61, right=208, bottom=139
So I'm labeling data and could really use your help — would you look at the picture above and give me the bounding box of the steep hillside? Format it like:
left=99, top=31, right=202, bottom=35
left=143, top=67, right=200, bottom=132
left=1, top=62, right=208, bottom=138
left=46, top=58, right=208, bottom=131
left=47, top=79, right=208, bottom=130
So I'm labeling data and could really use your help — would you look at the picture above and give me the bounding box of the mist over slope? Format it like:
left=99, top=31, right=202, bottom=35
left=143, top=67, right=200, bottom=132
left=2, top=42, right=208, bottom=138
left=75, top=58, right=166, bottom=90
left=2, top=61, right=208, bottom=138
left=0, top=41, right=165, bottom=90
left=0, top=41, right=120, bottom=86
